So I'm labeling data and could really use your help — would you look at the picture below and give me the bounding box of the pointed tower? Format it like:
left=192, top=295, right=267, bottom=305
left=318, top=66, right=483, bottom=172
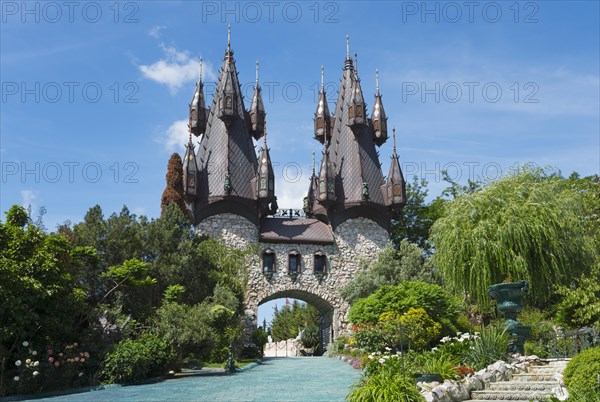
left=386, top=128, right=406, bottom=208
left=256, top=124, right=277, bottom=216
left=189, top=58, right=208, bottom=137
left=189, top=26, right=262, bottom=225
left=303, top=152, right=317, bottom=215
left=372, top=69, right=388, bottom=146
left=314, top=65, right=332, bottom=144
left=306, top=35, right=393, bottom=230
left=248, top=60, right=266, bottom=140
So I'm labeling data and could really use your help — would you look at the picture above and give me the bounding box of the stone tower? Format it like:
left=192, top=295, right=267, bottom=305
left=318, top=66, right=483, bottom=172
left=178, top=32, right=405, bottom=350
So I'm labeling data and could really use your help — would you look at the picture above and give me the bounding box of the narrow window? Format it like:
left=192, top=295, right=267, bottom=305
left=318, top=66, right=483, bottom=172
left=263, top=249, right=275, bottom=273
left=314, top=251, right=327, bottom=274
left=288, top=250, right=301, bottom=273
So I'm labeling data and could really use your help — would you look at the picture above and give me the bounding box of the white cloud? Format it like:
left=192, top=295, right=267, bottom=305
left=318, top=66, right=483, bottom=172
left=161, top=119, right=189, bottom=153
left=21, top=190, right=37, bottom=210
left=275, top=173, right=311, bottom=209
left=148, top=25, right=166, bottom=39
left=139, top=44, right=216, bottom=94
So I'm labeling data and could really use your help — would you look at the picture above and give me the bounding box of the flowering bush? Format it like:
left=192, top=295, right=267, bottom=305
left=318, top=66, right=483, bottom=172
left=7, top=341, right=92, bottom=395
left=455, top=365, right=475, bottom=378
left=352, top=323, right=389, bottom=353
left=434, top=331, right=480, bottom=363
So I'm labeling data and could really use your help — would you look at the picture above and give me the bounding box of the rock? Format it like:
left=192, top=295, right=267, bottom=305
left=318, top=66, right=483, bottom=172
left=432, top=387, right=452, bottom=402
left=422, top=391, right=435, bottom=402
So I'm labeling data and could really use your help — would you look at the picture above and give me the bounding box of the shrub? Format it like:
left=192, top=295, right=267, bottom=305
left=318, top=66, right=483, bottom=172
left=348, top=282, right=461, bottom=336
left=415, top=351, right=460, bottom=379
left=464, top=326, right=509, bottom=370
left=379, top=308, right=441, bottom=351
left=347, top=371, right=425, bottom=402
left=100, top=333, right=175, bottom=384
left=563, top=346, right=600, bottom=400
left=301, top=325, right=320, bottom=350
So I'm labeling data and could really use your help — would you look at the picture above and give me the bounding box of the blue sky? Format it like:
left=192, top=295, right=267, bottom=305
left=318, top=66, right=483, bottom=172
left=1, top=1, right=599, bottom=320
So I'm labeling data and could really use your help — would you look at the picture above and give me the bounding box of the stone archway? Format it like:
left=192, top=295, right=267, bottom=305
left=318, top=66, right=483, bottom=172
left=246, top=289, right=339, bottom=354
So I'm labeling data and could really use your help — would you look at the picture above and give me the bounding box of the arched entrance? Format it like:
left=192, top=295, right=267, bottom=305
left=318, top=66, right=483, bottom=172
left=248, top=289, right=337, bottom=355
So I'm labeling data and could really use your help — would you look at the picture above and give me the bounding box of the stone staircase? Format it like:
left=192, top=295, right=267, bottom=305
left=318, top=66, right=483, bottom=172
left=467, top=359, right=569, bottom=401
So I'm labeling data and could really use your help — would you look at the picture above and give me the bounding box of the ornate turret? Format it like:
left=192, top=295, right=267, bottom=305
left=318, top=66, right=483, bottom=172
left=189, top=58, right=208, bottom=137
left=317, top=132, right=336, bottom=207
left=372, top=69, right=388, bottom=146
left=303, top=152, right=317, bottom=214
left=306, top=35, right=395, bottom=230
left=187, top=26, right=261, bottom=225
left=216, top=26, right=238, bottom=127
left=385, top=128, right=406, bottom=208
left=314, top=65, right=332, bottom=144
left=347, top=50, right=367, bottom=135
left=256, top=124, right=277, bottom=216
left=249, top=60, right=266, bottom=140
left=183, top=128, right=200, bottom=200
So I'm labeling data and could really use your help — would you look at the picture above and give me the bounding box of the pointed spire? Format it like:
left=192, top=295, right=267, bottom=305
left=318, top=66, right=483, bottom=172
left=348, top=59, right=366, bottom=135
left=249, top=59, right=266, bottom=140
left=317, top=140, right=336, bottom=206
left=346, top=34, right=350, bottom=60
left=227, top=24, right=231, bottom=62
left=354, top=52, right=358, bottom=74
left=386, top=126, right=406, bottom=208
left=314, top=64, right=332, bottom=144
left=312, top=151, right=316, bottom=175
left=257, top=121, right=276, bottom=215
left=183, top=124, right=200, bottom=199
left=372, top=68, right=388, bottom=146
left=189, top=57, right=207, bottom=136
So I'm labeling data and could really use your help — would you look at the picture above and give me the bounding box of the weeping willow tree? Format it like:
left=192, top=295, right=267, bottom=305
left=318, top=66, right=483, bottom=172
left=431, top=167, right=596, bottom=310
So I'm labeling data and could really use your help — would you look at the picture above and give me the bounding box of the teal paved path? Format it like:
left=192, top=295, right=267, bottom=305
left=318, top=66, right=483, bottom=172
left=30, top=357, right=360, bottom=401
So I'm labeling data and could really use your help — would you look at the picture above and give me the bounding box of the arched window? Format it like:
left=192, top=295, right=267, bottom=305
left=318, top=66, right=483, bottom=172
left=262, top=249, right=275, bottom=273
left=288, top=250, right=301, bottom=274
left=314, top=251, right=327, bottom=274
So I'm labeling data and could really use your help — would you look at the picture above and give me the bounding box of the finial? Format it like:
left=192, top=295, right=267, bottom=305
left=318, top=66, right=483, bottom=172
left=321, top=65, right=324, bottom=90
left=312, top=151, right=316, bottom=175
left=227, top=24, right=231, bottom=48
left=256, top=59, right=259, bottom=85
left=188, top=124, right=192, bottom=142
left=376, top=69, right=379, bottom=93
left=346, top=34, right=350, bottom=60
left=354, top=52, right=358, bottom=72
left=392, top=127, right=397, bottom=153
left=263, top=121, right=267, bottom=146
left=199, top=57, right=203, bottom=81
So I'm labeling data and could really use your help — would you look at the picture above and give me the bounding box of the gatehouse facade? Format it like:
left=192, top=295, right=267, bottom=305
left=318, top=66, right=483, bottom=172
left=176, top=31, right=406, bottom=349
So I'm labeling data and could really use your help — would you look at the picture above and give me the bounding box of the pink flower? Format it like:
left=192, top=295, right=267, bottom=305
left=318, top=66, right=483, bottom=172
left=84, top=352, right=90, bottom=358
left=48, top=357, right=54, bottom=363
left=80, top=358, right=85, bottom=363
left=73, top=342, right=78, bottom=347
left=74, top=357, right=80, bottom=362
left=54, top=361, right=60, bottom=367
left=47, top=349, right=53, bottom=355
left=58, top=353, right=63, bottom=357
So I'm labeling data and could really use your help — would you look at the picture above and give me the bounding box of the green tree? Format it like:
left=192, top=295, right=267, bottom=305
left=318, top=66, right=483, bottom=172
left=431, top=167, right=596, bottom=310
left=341, top=240, right=434, bottom=304
left=0, top=206, right=88, bottom=393
left=270, top=301, right=320, bottom=341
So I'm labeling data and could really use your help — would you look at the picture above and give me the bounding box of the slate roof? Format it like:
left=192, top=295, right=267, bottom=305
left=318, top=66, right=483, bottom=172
left=259, top=218, right=334, bottom=245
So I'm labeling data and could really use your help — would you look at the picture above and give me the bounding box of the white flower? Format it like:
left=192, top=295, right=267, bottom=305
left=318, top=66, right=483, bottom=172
left=15, top=360, right=22, bottom=367
left=32, top=351, right=38, bottom=356
left=33, top=371, right=39, bottom=377
left=440, top=336, right=451, bottom=343
left=33, top=361, right=39, bottom=367
left=384, top=347, right=391, bottom=351
left=378, top=358, right=385, bottom=364
left=432, top=347, right=439, bottom=352
left=26, top=359, right=31, bottom=364
left=13, top=376, right=19, bottom=381
left=78, top=372, right=84, bottom=377
left=22, top=341, right=29, bottom=347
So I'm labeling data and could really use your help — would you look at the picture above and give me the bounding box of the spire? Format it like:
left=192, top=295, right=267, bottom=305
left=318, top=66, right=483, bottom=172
left=314, top=64, right=332, bottom=144
left=249, top=59, right=266, bottom=139
left=304, top=150, right=317, bottom=215
left=348, top=61, right=366, bottom=135
left=217, top=27, right=240, bottom=127
left=372, top=68, right=388, bottom=146
left=189, top=57, right=207, bottom=136
left=344, top=34, right=353, bottom=70
left=317, top=140, right=336, bottom=207
left=226, top=24, right=232, bottom=63
left=183, top=125, right=200, bottom=200
left=257, top=122, right=277, bottom=215
left=385, top=127, right=406, bottom=208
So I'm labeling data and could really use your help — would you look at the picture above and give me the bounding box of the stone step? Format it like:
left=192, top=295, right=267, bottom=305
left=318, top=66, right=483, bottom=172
left=511, top=373, right=555, bottom=381
left=470, top=390, right=552, bottom=400
left=487, top=381, right=557, bottom=391
left=528, top=366, right=565, bottom=374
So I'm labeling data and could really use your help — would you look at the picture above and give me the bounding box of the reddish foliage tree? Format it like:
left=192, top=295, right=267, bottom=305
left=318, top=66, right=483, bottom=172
left=161, top=153, right=186, bottom=216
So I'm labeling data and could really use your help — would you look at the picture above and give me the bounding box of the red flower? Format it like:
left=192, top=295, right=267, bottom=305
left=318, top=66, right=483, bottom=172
left=353, top=325, right=357, bottom=331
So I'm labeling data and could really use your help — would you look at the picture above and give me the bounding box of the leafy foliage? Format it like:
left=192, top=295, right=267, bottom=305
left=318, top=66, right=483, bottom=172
left=562, top=346, right=600, bottom=400
left=347, top=370, right=425, bottom=402
left=555, top=264, right=600, bottom=328
left=348, top=281, right=461, bottom=336
left=464, top=326, right=509, bottom=370
left=431, top=167, right=596, bottom=309
left=161, top=153, right=186, bottom=216
left=379, top=308, right=442, bottom=351
left=100, top=333, right=175, bottom=384
left=341, top=241, right=435, bottom=304
left=270, top=301, right=319, bottom=342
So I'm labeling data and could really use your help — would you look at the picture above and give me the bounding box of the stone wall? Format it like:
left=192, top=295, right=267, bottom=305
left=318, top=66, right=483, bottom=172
left=195, top=213, right=258, bottom=248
